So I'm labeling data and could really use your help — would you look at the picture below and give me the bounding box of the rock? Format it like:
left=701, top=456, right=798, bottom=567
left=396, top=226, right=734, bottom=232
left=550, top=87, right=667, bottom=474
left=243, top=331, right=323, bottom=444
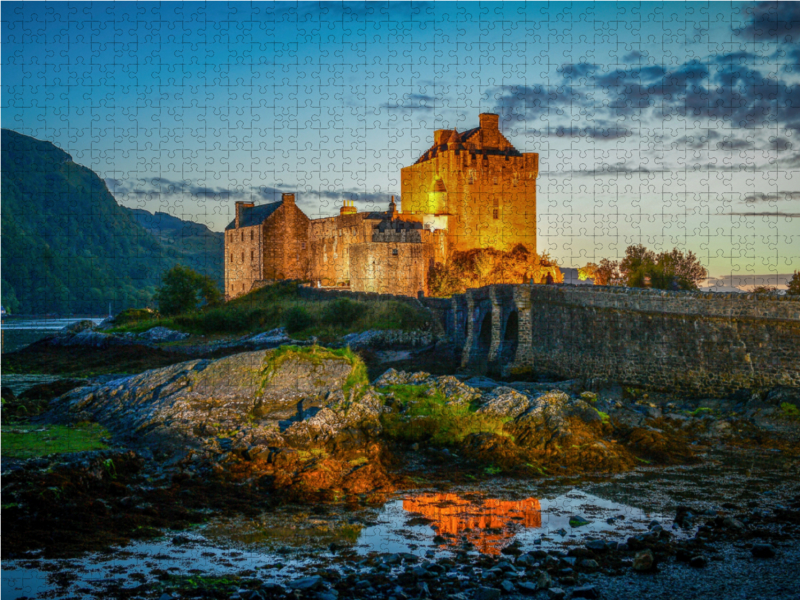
left=47, top=348, right=381, bottom=464
left=342, top=329, right=434, bottom=350
left=572, top=585, right=600, bottom=599
left=722, top=516, right=745, bottom=531
left=49, top=329, right=122, bottom=348
left=536, top=570, right=552, bottom=590
left=569, top=515, right=591, bottom=527
left=288, top=576, right=323, bottom=591
left=60, top=320, right=97, bottom=334
left=474, top=588, right=501, bottom=600
left=463, top=376, right=501, bottom=390
left=585, top=540, right=608, bottom=552
left=751, top=543, right=776, bottom=558
left=689, top=556, right=707, bottom=568
left=138, top=326, right=190, bottom=343
left=499, top=580, right=516, bottom=593
left=546, top=588, right=566, bottom=600
left=633, top=548, right=654, bottom=571
left=516, top=581, right=538, bottom=594
left=580, top=559, right=599, bottom=570
left=158, top=594, right=175, bottom=600
left=477, top=387, right=534, bottom=419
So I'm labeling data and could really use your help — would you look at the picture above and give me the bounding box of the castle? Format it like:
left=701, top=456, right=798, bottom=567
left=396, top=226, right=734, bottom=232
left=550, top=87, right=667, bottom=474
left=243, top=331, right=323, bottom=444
left=224, top=113, right=539, bottom=299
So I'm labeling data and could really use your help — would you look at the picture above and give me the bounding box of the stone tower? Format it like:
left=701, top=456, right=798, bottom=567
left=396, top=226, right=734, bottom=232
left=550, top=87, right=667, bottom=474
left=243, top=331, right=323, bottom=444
left=400, top=113, right=538, bottom=253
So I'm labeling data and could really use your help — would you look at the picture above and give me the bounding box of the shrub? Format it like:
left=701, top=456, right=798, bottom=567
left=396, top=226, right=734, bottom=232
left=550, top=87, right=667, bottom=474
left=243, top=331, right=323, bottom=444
left=321, top=298, right=362, bottom=327
left=788, top=272, right=800, bottom=296
left=282, top=306, right=315, bottom=334
left=153, top=265, right=222, bottom=316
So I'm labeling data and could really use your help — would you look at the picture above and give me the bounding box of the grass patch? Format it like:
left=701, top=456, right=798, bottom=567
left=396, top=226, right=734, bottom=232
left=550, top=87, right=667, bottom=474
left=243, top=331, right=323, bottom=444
left=379, top=384, right=513, bottom=446
left=780, top=402, right=800, bottom=421
left=108, top=281, right=432, bottom=339
left=594, top=408, right=610, bottom=424
left=1, top=423, right=109, bottom=459
left=348, top=457, right=369, bottom=467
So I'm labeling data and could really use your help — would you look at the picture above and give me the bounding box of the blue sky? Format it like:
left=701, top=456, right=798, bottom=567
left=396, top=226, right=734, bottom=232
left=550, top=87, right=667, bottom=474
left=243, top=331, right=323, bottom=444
left=3, top=1, right=799, bottom=277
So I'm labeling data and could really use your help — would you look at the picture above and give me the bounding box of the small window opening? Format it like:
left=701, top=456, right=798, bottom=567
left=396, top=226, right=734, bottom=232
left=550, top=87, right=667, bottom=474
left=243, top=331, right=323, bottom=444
left=241, top=252, right=244, bottom=262
left=250, top=230, right=254, bottom=241
left=241, top=232, right=244, bottom=242
left=493, top=209, right=499, bottom=220
left=392, top=248, right=399, bottom=256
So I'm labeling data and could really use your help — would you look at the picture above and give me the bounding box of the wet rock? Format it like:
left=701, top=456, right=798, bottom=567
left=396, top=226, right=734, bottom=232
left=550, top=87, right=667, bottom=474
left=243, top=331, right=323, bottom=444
left=546, top=588, right=566, bottom=600
left=689, top=556, right=707, bottom=568
left=569, top=515, right=591, bottom=527
left=572, top=585, right=600, bottom=599
left=517, top=581, right=538, bottom=594
left=536, top=570, right=552, bottom=589
left=751, top=543, right=776, bottom=558
left=288, top=576, right=323, bottom=591
left=632, top=548, right=655, bottom=571
left=463, top=376, right=501, bottom=391
left=474, top=587, right=501, bottom=600
left=499, top=580, right=516, bottom=593
left=580, top=559, right=599, bottom=570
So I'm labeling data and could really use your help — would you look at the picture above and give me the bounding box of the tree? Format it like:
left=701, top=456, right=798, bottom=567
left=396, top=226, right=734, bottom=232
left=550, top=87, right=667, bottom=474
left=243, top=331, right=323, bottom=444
left=614, top=245, right=706, bottom=290
left=788, top=271, right=800, bottom=296
left=153, top=265, right=222, bottom=316
left=593, top=258, right=622, bottom=286
left=619, top=244, right=656, bottom=288
left=578, top=263, right=599, bottom=282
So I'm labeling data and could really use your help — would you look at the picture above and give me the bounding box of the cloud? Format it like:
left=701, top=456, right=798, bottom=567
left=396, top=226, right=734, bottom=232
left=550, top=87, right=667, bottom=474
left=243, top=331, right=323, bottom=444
left=716, top=137, right=755, bottom=151
left=622, top=50, right=646, bottom=62
left=381, top=93, right=440, bottom=112
left=549, top=163, right=667, bottom=177
left=728, top=211, right=800, bottom=218
left=769, top=136, right=793, bottom=151
left=674, top=131, right=722, bottom=149
left=742, top=191, right=800, bottom=203
left=734, top=1, right=800, bottom=43
left=529, top=124, right=632, bottom=140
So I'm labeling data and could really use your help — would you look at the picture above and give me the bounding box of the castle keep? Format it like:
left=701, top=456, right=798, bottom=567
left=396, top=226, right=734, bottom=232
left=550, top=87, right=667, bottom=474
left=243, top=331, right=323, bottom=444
left=224, top=113, right=539, bottom=299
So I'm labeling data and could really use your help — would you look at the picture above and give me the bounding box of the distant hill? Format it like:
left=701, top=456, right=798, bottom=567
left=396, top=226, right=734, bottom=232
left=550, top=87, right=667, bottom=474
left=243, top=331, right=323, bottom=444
left=1, top=129, right=222, bottom=314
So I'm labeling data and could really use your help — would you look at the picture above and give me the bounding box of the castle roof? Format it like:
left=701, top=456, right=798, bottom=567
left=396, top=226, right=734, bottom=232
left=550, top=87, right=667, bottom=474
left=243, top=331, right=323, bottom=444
left=414, top=120, right=523, bottom=165
left=224, top=201, right=281, bottom=230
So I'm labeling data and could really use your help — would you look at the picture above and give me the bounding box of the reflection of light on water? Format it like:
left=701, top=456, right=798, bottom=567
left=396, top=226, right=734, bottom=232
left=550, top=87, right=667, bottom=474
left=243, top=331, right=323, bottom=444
left=403, top=494, right=542, bottom=555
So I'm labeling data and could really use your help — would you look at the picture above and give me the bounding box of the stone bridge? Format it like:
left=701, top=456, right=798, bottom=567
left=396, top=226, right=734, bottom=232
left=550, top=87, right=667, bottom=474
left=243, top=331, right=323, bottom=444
left=428, top=283, right=800, bottom=398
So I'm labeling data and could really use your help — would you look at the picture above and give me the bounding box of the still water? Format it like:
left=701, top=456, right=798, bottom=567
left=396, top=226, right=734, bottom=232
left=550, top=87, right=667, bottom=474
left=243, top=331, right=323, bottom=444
left=1, top=317, right=105, bottom=353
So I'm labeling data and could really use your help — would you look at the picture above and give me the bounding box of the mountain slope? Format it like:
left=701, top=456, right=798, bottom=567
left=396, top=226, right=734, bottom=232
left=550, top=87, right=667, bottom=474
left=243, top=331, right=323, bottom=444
left=1, top=129, right=222, bottom=314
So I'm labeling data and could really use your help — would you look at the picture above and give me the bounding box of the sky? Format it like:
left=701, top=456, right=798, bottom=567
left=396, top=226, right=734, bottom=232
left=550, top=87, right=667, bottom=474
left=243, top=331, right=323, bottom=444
left=2, top=1, right=799, bottom=278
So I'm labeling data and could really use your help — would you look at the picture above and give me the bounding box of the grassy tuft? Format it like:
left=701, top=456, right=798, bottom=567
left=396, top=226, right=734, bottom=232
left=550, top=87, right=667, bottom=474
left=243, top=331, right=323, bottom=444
left=780, top=402, right=800, bottom=421
left=260, top=345, right=369, bottom=399
left=1, top=423, right=109, bottom=459
left=379, top=384, right=513, bottom=446
left=109, top=281, right=431, bottom=339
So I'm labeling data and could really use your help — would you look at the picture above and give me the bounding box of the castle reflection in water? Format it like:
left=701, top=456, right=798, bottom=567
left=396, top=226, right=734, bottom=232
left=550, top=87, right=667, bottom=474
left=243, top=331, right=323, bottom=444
left=403, top=493, right=542, bottom=555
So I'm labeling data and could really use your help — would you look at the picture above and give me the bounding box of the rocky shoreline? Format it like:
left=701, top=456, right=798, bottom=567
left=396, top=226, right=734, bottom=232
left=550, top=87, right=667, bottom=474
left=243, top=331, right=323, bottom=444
left=2, top=325, right=799, bottom=600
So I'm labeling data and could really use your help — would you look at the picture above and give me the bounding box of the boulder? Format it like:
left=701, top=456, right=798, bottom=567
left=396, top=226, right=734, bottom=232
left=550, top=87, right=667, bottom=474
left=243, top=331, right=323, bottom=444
left=477, top=387, right=533, bottom=419
left=47, top=347, right=379, bottom=459
left=138, top=326, right=190, bottom=343
left=59, top=320, right=97, bottom=335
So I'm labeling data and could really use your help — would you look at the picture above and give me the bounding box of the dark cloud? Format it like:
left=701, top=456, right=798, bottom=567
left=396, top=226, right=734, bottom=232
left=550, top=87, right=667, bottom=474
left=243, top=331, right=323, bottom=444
left=742, top=191, right=800, bottom=203
left=769, top=136, right=793, bottom=151
left=551, top=163, right=667, bottom=177
left=529, top=124, right=631, bottom=140
left=622, top=50, right=646, bottom=62
left=716, top=137, right=755, bottom=151
left=674, top=130, right=722, bottom=149
left=728, top=211, right=800, bottom=218
left=735, top=1, right=800, bottom=43
left=382, top=93, right=440, bottom=112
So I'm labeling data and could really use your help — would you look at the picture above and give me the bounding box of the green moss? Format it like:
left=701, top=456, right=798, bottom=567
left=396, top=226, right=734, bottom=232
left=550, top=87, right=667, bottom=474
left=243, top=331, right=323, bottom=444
left=1, top=423, right=109, bottom=459
left=348, top=457, right=369, bottom=467
left=780, top=402, right=800, bottom=421
left=260, top=345, right=369, bottom=399
left=594, top=408, right=611, bottom=423
left=379, top=384, right=513, bottom=446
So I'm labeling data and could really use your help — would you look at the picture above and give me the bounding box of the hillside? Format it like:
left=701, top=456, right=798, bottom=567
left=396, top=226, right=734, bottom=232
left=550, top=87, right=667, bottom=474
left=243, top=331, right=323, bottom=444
left=1, top=130, right=222, bottom=314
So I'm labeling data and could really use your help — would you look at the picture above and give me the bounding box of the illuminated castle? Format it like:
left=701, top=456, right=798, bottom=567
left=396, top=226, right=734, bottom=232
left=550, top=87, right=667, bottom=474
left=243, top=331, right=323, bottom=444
left=224, top=113, right=539, bottom=298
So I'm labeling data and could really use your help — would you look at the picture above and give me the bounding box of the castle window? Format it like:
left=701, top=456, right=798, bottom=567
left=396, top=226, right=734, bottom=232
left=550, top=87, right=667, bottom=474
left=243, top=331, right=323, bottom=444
left=241, top=252, right=244, bottom=262
left=493, top=209, right=499, bottom=220
left=302, top=242, right=306, bottom=249
left=251, top=250, right=254, bottom=262
left=392, top=248, right=399, bottom=256
left=230, top=253, right=234, bottom=263
left=241, top=232, right=244, bottom=242
left=250, top=230, right=254, bottom=241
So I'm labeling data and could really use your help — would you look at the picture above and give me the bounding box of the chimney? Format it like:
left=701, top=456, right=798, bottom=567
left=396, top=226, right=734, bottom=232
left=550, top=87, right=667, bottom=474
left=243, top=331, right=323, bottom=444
left=434, top=129, right=449, bottom=145
left=479, top=113, right=499, bottom=131
left=282, top=193, right=295, bottom=205
left=235, top=201, right=254, bottom=228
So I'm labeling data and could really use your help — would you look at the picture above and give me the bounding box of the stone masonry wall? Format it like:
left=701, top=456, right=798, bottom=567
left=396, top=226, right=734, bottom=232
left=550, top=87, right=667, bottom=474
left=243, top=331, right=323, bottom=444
left=444, top=284, right=800, bottom=398
left=308, top=213, right=380, bottom=287
left=262, top=201, right=310, bottom=282
left=224, top=224, right=263, bottom=299
left=349, top=242, right=434, bottom=296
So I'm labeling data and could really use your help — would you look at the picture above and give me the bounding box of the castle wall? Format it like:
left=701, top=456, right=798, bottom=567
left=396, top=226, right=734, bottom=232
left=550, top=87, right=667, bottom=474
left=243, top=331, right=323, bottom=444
left=349, top=241, right=434, bottom=296
left=224, top=224, right=263, bottom=299
left=308, top=213, right=381, bottom=286
left=442, top=283, right=800, bottom=398
left=262, top=201, right=310, bottom=281
left=401, top=152, right=538, bottom=254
